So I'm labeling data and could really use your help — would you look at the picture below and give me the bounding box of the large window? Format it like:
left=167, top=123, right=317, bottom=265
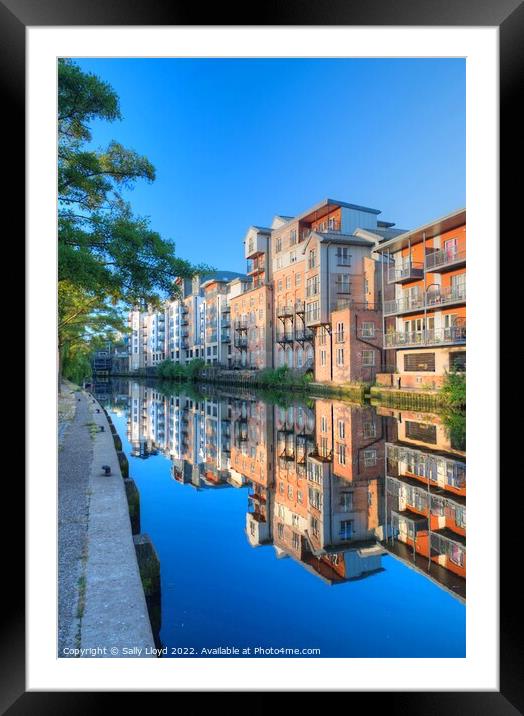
left=405, top=421, right=437, bottom=444
left=450, top=351, right=466, bottom=372
left=336, top=247, right=351, bottom=265
left=335, top=274, right=351, bottom=294
left=404, top=353, right=436, bottom=372
left=306, top=275, right=319, bottom=297
left=362, top=350, right=375, bottom=366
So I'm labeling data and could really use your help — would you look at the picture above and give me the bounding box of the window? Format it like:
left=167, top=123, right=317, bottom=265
left=335, top=274, right=350, bottom=294
left=311, top=516, right=319, bottom=536
left=362, top=350, right=375, bottom=366
left=277, top=523, right=284, bottom=539
left=292, top=532, right=300, bottom=550
left=295, top=273, right=302, bottom=286
left=444, top=238, right=458, bottom=259
left=363, top=449, right=377, bottom=467
left=320, top=349, right=326, bottom=367
left=450, top=351, right=466, bottom=372
left=340, top=492, right=353, bottom=511
left=337, top=444, right=346, bottom=465
left=277, top=279, right=283, bottom=292
left=286, top=276, right=291, bottom=289
left=290, top=229, right=297, bottom=245
left=405, top=421, right=437, bottom=444
left=279, top=481, right=285, bottom=494
left=292, top=513, right=299, bottom=527
left=335, top=321, right=344, bottom=342
left=363, top=421, right=376, bottom=439
left=288, top=484, right=293, bottom=498
left=308, top=487, right=321, bottom=509
left=321, top=416, right=327, bottom=433
left=336, top=348, right=344, bottom=366
left=306, top=275, right=319, bottom=297
left=297, top=490, right=303, bottom=504
left=308, top=250, right=316, bottom=269
left=404, top=353, right=436, bottom=372
left=338, top=420, right=345, bottom=439
left=361, top=322, right=375, bottom=338
left=450, top=544, right=464, bottom=567
left=339, top=520, right=353, bottom=540
left=306, top=301, right=320, bottom=323
left=336, top=247, right=351, bottom=266
left=290, top=251, right=296, bottom=264
left=276, top=237, right=282, bottom=253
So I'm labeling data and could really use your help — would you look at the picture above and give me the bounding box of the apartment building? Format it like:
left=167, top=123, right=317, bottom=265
left=381, top=406, right=466, bottom=590
left=269, top=198, right=401, bottom=380
left=375, top=209, right=466, bottom=389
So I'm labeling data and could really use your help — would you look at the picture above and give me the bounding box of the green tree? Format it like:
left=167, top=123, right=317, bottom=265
left=57, top=59, right=209, bottom=384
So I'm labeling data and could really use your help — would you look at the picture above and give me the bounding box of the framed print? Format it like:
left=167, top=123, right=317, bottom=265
left=7, top=0, right=521, bottom=708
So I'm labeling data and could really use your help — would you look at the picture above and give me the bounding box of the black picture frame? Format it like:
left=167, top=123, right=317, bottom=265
left=7, top=0, right=520, bottom=709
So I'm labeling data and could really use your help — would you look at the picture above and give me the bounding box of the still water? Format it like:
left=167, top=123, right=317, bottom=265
left=95, top=378, right=466, bottom=658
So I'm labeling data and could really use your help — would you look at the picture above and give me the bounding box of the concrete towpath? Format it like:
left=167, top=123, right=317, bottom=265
left=58, top=383, right=93, bottom=656
left=58, top=383, right=155, bottom=657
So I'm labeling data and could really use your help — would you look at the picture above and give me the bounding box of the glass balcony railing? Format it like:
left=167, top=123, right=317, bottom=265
left=384, top=326, right=466, bottom=348
left=387, top=261, right=424, bottom=284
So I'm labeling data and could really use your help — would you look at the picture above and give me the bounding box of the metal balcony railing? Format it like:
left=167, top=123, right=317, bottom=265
left=276, top=331, right=295, bottom=344
left=384, top=286, right=465, bottom=315
left=384, top=295, right=425, bottom=316
left=277, top=305, right=294, bottom=319
left=425, top=285, right=466, bottom=308
left=384, top=326, right=466, bottom=348
left=426, top=248, right=466, bottom=272
left=388, top=261, right=424, bottom=283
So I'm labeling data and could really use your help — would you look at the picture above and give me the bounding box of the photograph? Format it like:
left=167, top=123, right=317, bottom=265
left=57, top=56, right=467, bottom=660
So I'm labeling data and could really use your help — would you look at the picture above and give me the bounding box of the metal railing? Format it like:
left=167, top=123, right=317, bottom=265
left=277, top=305, right=294, bottom=318
left=384, top=326, right=466, bottom=348
left=426, top=248, right=466, bottom=271
left=387, top=261, right=424, bottom=283
left=384, top=286, right=465, bottom=315
left=276, top=331, right=295, bottom=343
left=426, top=285, right=466, bottom=307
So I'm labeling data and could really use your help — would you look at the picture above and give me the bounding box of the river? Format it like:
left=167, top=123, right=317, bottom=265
left=92, top=378, right=466, bottom=658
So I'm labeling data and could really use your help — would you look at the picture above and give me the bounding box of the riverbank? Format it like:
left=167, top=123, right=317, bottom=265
left=111, top=368, right=448, bottom=408
left=58, top=382, right=155, bottom=657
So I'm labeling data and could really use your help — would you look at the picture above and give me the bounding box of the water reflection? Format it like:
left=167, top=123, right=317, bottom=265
left=95, top=378, right=466, bottom=657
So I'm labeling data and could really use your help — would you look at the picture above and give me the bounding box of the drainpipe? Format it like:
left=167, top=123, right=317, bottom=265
left=326, top=240, right=333, bottom=382
left=381, top=252, right=386, bottom=371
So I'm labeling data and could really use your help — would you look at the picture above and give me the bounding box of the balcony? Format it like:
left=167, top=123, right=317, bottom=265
left=247, top=257, right=265, bottom=275
left=384, top=285, right=466, bottom=316
left=295, top=328, right=314, bottom=343
left=426, top=248, right=466, bottom=273
left=221, top=332, right=231, bottom=343
left=384, top=295, right=425, bottom=316
left=277, top=304, right=294, bottom=319
left=388, top=261, right=424, bottom=283
left=386, top=443, right=466, bottom=489
left=425, top=285, right=466, bottom=309
left=384, top=326, right=466, bottom=349
left=234, top=320, right=248, bottom=331
left=276, top=331, right=295, bottom=344
left=234, top=336, right=248, bottom=349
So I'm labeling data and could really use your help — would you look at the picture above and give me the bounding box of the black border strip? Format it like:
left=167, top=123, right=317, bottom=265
left=10, top=0, right=522, bottom=710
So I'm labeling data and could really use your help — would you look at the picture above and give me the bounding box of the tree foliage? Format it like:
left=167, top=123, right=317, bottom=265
left=57, top=59, right=211, bottom=381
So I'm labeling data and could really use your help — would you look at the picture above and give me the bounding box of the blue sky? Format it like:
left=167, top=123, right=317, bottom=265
left=74, top=58, right=465, bottom=275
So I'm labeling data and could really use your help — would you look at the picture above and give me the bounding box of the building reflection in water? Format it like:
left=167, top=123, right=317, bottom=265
left=120, top=382, right=466, bottom=601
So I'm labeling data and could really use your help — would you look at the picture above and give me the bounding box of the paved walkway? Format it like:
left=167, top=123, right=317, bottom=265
left=80, top=396, right=155, bottom=657
left=58, top=386, right=93, bottom=656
